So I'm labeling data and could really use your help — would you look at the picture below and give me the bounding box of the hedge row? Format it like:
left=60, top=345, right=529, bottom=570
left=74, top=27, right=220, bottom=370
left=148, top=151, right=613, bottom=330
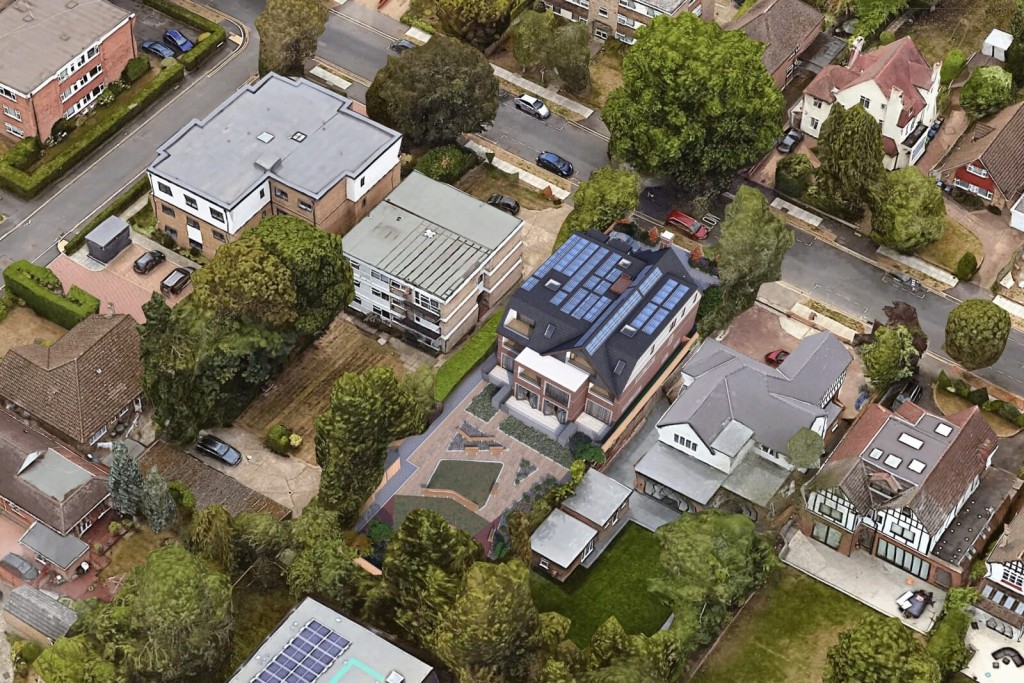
left=64, top=175, right=152, bottom=255
left=3, top=260, right=99, bottom=329
left=434, top=309, right=503, bottom=402
left=937, top=370, right=1024, bottom=428
left=0, top=62, right=185, bottom=199
left=141, top=0, right=227, bottom=72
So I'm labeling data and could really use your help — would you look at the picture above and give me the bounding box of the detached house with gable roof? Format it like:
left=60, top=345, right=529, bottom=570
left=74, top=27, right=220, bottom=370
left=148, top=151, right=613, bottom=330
left=980, top=523, right=1024, bottom=628
left=726, top=0, right=824, bottom=89
left=795, top=36, right=941, bottom=170
left=803, top=402, right=1019, bottom=589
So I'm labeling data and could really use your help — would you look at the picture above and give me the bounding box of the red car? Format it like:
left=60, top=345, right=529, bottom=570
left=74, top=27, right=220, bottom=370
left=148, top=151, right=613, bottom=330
left=666, top=211, right=710, bottom=240
left=764, top=349, right=790, bottom=365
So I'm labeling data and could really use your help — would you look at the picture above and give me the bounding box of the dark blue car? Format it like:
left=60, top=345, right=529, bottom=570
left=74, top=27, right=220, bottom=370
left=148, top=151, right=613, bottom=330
left=163, top=29, right=194, bottom=53
left=140, top=40, right=175, bottom=59
left=537, top=151, right=574, bottom=178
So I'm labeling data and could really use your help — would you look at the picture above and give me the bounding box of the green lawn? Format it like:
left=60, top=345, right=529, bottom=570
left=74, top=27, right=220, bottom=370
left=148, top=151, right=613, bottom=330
left=529, top=522, right=671, bottom=647
left=904, top=0, right=1015, bottom=64
left=918, top=218, right=983, bottom=277
left=98, top=527, right=178, bottom=580
left=426, top=460, right=502, bottom=507
left=690, top=567, right=876, bottom=683
left=390, top=495, right=490, bottom=536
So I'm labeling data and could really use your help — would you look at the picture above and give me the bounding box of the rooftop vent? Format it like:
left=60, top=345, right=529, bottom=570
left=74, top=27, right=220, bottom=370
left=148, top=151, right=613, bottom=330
left=65, top=0, right=77, bottom=8
left=59, top=32, right=70, bottom=40
left=617, top=258, right=632, bottom=269
left=545, top=279, right=561, bottom=291
left=621, top=325, right=638, bottom=338
left=256, top=131, right=274, bottom=143
left=934, top=423, right=952, bottom=437
left=424, top=229, right=437, bottom=238
left=908, top=459, right=926, bottom=474
left=898, top=433, right=923, bottom=450
left=18, top=450, right=43, bottom=475
left=868, top=447, right=882, bottom=460
left=883, top=453, right=903, bottom=469
left=385, top=673, right=405, bottom=683
left=291, top=131, right=307, bottom=142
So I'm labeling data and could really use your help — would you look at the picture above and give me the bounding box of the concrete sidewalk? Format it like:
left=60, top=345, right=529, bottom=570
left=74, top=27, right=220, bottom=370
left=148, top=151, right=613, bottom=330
left=492, top=65, right=594, bottom=119
left=464, top=139, right=571, bottom=200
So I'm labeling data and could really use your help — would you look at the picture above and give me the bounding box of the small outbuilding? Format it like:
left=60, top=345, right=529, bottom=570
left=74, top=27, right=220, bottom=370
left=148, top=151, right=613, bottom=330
left=983, top=29, right=1014, bottom=62
left=84, top=215, right=131, bottom=264
left=2, top=585, right=77, bottom=646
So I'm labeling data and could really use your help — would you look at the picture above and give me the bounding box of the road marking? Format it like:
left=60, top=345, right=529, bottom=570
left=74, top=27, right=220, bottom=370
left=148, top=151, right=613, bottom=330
left=329, top=8, right=400, bottom=41
left=312, top=56, right=371, bottom=87
left=566, top=119, right=610, bottom=142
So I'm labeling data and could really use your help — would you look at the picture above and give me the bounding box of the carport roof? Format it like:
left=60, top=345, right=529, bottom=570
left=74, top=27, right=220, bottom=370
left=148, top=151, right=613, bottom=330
left=20, top=521, right=89, bottom=569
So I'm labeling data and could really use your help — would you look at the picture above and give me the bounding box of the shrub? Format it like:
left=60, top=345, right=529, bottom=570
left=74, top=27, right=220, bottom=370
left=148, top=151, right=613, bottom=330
left=567, top=432, right=592, bottom=456
left=955, top=251, right=978, bottom=281
left=774, top=153, right=814, bottom=198
left=64, top=175, right=152, bottom=254
left=926, top=609, right=972, bottom=675
left=879, top=31, right=896, bottom=45
left=288, top=433, right=303, bottom=448
left=97, top=88, right=117, bottom=107
left=940, top=49, right=966, bottom=84
left=3, top=136, right=41, bottom=171
left=415, top=145, right=478, bottom=184
left=575, top=443, right=606, bottom=464
left=435, top=309, right=503, bottom=401
left=467, top=385, right=499, bottom=421
left=499, top=416, right=574, bottom=466
left=122, top=56, right=151, bottom=84
left=2, top=260, right=99, bottom=329
left=140, top=0, right=227, bottom=71
left=988, top=204, right=1003, bottom=216
left=167, top=480, right=196, bottom=525
left=265, top=424, right=293, bottom=455
left=50, top=117, right=76, bottom=141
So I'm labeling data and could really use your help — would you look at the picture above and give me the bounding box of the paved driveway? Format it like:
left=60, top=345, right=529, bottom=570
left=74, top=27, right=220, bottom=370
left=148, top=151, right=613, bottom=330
left=945, top=198, right=1024, bottom=289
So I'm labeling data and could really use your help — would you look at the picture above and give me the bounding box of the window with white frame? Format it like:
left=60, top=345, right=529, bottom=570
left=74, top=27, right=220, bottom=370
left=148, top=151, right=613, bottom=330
left=810, top=117, right=820, bottom=129
left=595, top=28, right=608, bottom=39
left=1003, top=565, right=1024, bottom=588
left=2, top=104, right=20, bottom=121
left=4, top=122, right=23, bottom=138
left=818, top=501, right=844, bottom=523
left=539, top=558, right=550, bottom=569
left=414, top=290, right=440, bottom=312
left=890, top=521, right=916, bottom=543
left=598, top=6, right=608, bottom=16
left=157, top=181, right=172, bottom=196
left=0, top=85, right=16, bottom=102
left=860, top=96, right=871, bottom=109
left=812, top=97, right=824, bottom=109
left=585, top=400, right=612, bottom=424
left=966, top=163, right=989, bottom=178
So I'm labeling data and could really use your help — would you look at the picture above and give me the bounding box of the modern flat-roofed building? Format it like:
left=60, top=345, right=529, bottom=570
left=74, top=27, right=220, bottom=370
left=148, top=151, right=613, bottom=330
left=147, top=73, right=402, bottom=258
left=0, top=0, right=136, bottom=142
left=344, top=171, right=524, bottom=353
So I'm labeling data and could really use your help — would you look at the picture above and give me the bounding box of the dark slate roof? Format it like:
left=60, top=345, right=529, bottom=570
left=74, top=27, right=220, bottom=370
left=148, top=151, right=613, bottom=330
left=726, top=0, right=824, bottom=75
left=3, top=586, right=77, bottom=642
left=498, top=231, right=700, bottom=396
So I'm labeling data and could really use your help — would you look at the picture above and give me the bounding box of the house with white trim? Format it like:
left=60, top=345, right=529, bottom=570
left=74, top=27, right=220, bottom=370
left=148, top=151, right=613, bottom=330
left=980, top=522, right=1024, bottom=629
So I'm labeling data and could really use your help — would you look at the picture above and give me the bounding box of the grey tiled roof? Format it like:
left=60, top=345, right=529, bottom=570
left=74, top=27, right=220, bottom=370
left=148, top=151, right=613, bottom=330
left=3, top=586, right=77, bottom=642
left=726, top=0, right=824, bottom=75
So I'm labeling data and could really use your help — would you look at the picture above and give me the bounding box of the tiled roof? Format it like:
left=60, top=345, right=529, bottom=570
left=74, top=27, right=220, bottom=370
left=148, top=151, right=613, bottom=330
left=990, top=521, right=1024, bottom=564
left=0, top=314, right=141, bottom=444
left=933, top=103, right=1024, bottom=200
left=726, top=0, right=823, bottom=76
left=3, top=586, right=77, bottom=642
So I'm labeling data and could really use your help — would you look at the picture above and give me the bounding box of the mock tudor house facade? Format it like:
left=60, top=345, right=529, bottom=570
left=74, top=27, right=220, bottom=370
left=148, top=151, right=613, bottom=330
left=637, top=332, right=850, bottom=515
left=796, top=36, right=941, bottom=170
left=490, top=230, right=701, bottom=443
left=803, top=402, right=1020, bottom=589
left=343, top=171, right=524, bottom=353
left=725, top=0, right=824, bottom=89
left=0, top=0, right=136, bottom=142
left=147, top=74, right=402, bottom=258
left=980, top=523, right=1024, bottom=628
left=542, top=0, right=711, bottom=45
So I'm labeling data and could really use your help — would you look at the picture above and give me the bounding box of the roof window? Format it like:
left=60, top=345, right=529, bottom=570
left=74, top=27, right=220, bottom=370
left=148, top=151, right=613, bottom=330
left=545, top=279, right=561, bottom=291
left=868, top=448, right=882, bottom=460
left=613, top=360, right=626, bottom=375
left=621, top=325, right=638, bottom=338
left=257, top=132, right=275, bottom=143
left=934, top=423, right=952, bottom=437
left=884, top=454, right=903, bottom=468
left=291, top=131, right=307, bottom=142
left=544, top=324, right=555, bottom=338
left=907, top=459, right=926, bottom=474
left=898, top=433, right=923, bottom=450
left=617, top=258, right=631, bottom=269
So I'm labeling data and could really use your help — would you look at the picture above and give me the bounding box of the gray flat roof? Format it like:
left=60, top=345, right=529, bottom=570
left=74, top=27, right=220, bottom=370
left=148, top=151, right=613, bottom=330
left=561, top=469, right=631, bottom=527
left=3, top=585, right=77, bottom=642
left=229, top=597, right=435, bottom=683
left=0, top=0, right=132, bottom=93
left=19, top=448, right=93, bottom=500
left=531, top=508, right=597, bottom=569
left=149, top=74, right=401, bottom=207
left=86, top=215, right=129, bottom=247
left=721, top=452, right=790, bottom=507
left=635, top=441, right=726, bottom=505
left=344, top=171, right=523, bottom=301
left=20, top=521, right=89, bottom=569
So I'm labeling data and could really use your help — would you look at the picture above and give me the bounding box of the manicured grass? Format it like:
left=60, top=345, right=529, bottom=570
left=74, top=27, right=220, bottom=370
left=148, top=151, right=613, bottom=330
left=690, top=567, right=876, bottom=683
left=933, top=384, right=1020, bottom=437
left=98, top=527, right=178, bottom=580
left=434, top=310, right=503, bottom=402
left=457, top=165, right=558, bottom=211
left=905, top=0, right=1014, bottom=64
left=426, top=460, right=502, bottom=507
left=390, top=495, right=490, bottom=536
left=227, top=585, right=294, bottom=673
left=918, top=218, right=983, bottom=276
left=529, top=522, right=671, bottom=647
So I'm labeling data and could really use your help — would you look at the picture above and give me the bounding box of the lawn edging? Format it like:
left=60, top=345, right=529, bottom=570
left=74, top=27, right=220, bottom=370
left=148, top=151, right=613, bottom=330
left=64, top=175, right=152, bottom=255
left=434, top=308, right=504, bottom=402
left=140, top=0, right=228, bottom=72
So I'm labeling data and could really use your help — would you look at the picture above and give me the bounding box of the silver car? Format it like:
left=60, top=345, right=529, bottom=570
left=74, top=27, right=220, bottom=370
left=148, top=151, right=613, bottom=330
left=514, top=94, right=551, bottom=120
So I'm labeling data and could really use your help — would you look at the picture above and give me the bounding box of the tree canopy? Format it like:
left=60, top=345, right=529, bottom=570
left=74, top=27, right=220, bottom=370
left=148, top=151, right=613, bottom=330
left=604, top=14, right=783, bottom=189
left=286, top=502, right=369, bottom=613
left=554, top=167, right=640, bottom=249
left=108, top=441, right=144, bottom=518
left=786, top=427, right=825, bottom=469
left=823, top=614, right=940, bottom=683
left=435, top=0, right=515, bottom=49
left=961, top=66, right=1014, bottom=120
left=944, top=299, right=1011, bottom=370
left=853, top=0, right=909, bottom=36
left=860, top=324, right=918, bottom=389
left=869, top=167, right=946, bottom=254
left=1006, top=1, right=1024, bottom=86
left=142, top=467, right=178, bottom=533
left=185, top=504, right=236, bottom=574
left=367, top=36, right=498, bottom=147
left=510, top=10, right=554, bottom=73
left=812, top=103, right=884, bottom=219
left=255, top=0, right=328, bottom=78
left=509, top=11, right=590, bottom=94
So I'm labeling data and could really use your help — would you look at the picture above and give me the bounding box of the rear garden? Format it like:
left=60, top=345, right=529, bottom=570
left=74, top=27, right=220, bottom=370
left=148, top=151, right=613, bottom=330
left=0, top=305, right=65, bottom=356
left=426, top=460, right=502, bottom=507
left=457, top=165, right=561, bottom=212
left=903, top=0, right=1015, bottom=63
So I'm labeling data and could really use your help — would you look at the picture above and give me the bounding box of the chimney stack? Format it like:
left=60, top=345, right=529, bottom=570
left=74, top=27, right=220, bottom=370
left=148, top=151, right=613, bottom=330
left=659, top=230, right=674, bottom=250
left=848, top=36, right=865, bottom=69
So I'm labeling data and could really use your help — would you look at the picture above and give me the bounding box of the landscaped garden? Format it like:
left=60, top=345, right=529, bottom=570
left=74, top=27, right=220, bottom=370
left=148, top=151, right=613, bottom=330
left=426, top=460, right=502, bottom=507
left=467, top=384, right=499, bottom=421
left=529, top=522, right=671, bottom=647
left=499, top=416, right=573, bottom=466
left=918, top=218, right=983, bottom=280
left=389, top=495, right=490, bottom=537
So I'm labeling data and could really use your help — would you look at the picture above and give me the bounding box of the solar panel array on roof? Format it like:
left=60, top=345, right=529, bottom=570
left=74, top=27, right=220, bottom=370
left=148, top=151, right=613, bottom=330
left=629, top=278, right=690, bottom=335
left=585, top=291, right=642, bottom=355
left=252, top=620, right=350, bottom=683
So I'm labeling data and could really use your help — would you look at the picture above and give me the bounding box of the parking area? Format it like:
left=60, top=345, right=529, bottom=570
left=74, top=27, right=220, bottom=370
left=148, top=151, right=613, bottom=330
left=636, top=184, right=725, bottom=247
left=0, top=514, right=30, bottom=570
left=109, top=0, right=200, bottom=51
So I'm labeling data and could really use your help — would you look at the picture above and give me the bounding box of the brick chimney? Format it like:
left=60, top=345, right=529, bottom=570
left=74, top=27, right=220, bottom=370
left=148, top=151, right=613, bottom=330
left=848, top=36, right=865, bottom=69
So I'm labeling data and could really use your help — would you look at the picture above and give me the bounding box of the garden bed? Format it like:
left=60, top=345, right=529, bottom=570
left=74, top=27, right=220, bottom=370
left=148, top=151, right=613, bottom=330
left=389, top=495, right=490, bottom=536
left=426, top=460, right=502, bottom=507
left=467, top=385, right=499, bottom=421
left=499, top=416, right=573, bottom=466
left=803, top=300, right=865, bottom=332
left=434, top=310, right=503, bottom=402
left=457, top=165, right=560, bottom=211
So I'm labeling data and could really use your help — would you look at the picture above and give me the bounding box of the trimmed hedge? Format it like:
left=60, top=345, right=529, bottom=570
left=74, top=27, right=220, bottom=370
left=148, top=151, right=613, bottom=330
left=937, top=370, right=1024, bottom=428
left=955, top=251, right=978, bottom=281
left=3, top=137, right=41, bottom=171
left=140, top=0, right=227, bottom=71
left=415, top=145, right=479, bottom=184
left=435, top=309, right=503, bottom=402
left=3, top=260, right=99, bottom=329
left=121, top=56, right=151, bottom=84
left=0, top=61, right=185, bottom=199
left=64, top=175, right=152, bottom=255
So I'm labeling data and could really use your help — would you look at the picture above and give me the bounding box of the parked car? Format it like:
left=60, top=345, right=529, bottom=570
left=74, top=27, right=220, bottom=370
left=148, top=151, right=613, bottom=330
left=764, top=349, right=790, bottom=365
left=387, top=39, right=416, bottom=56
left=487, top=194, right=520, bottom=215
left=0, top=553, right=40, bottom=582
left=160, top=267, right=194, bottom=296
left=133, top=250, right=166, bottom=275
left=927, top=116, right=945, bottom=140
left=777, top=128, right=805, bottom=154
left=896, top=589, right=934, bottom=619
left=140, top=40, right=175, bottom=60
left=196, top=434, right=242, bottom=466
left=665, top=210, right=710, bottom=240
left=163, top=29, right=194, bottom=53
left=536, top=151, right=574, bottom=178
left=893, top=380, right=923, bottom=410
left=514, top=94, right=551, bottom=120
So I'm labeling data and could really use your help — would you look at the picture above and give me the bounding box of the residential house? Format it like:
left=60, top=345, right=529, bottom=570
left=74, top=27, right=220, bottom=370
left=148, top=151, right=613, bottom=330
left=343, top=171, right=524, bottom=353
left=542, top=0, right=711, bottom=45
left=980, top=522, right=1024, bottom=628
left=0, top=0, right=136, bottom=142
left=147, top=73, right=402, bottom=258
left=229, top=597, right=438, bottom=683
left=0, top=313, right=143, bottom=451
left=796, top=37, right=941, bottom=170
left=637, top=332, right=851, bottom=516
left=931, top=103, right=1024, bottom=230
left=726, top=0, right=824, bottom=89
left=2, top=585, right=77, bottom=646
left=490, top=230, right=702, bottom=443
left=531, top=468, right=632, bottom=581
left=803, top=402, right=1019, bottom=589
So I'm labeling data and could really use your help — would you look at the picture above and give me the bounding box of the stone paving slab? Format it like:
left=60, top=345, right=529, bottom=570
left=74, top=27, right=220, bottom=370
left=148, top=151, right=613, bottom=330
left=877, top=246, right=958, bottom=287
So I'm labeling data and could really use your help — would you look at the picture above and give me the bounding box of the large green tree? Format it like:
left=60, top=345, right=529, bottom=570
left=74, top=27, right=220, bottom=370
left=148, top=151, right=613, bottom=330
left=1005, top=0, right=1024, bottom=86
left=823, top=614, right=940, bottom=683
left=786, top=427, right=825, bottom=469
left=961, top=66, right=1014, bottom=119
left=33, top=635, right=123, bottom=683
left=185, top=504, right=236, bottom=574
left=853, top=0, right=909, bottom=36
left=436, top=0, right=515, bottom=49
left=550, top=22, right=591, bottom=95
left=108, top=441, right=144, bottom=518
left=510, top=10, right=555, bottom=74
left=234, top=511, right=290, bottom=585
left=286, top=503, right=369, bottom=613
left=860, top=324, right=918, bottom=389
left=554, top=167, right=640, bottom=249
left=255, top=0, right=328, bottom=77
left=366, top=36, right=498, bottom=147
left=142, top=467, right=178, bottom=533
left=944, top=299, right=1011, bottom=370
left=812, top=103, right=884, bottom=219
left=869, top=167, right=946, bottom=254
left=604, top=14, right=783, bottom=189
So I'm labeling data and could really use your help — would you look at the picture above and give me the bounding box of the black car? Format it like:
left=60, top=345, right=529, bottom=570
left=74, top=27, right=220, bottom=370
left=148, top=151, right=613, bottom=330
left=537, top=151, right=574, bottom=178
left=140, top=40, right=175, bottom=60
left=133, top=250, right=166, bottom=275
left=487, top=194, right=520, bottom=215
left=160, top=267, right=193, bottom=296
left=0, top=553, right=40, bottom=581
left=388, top=39, right=416, bottom=56
left=196, top=434, right=242, bottom=466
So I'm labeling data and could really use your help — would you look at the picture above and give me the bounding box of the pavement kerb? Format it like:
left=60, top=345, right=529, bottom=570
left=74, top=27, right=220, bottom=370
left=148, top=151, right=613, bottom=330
left=491, top=65, right=594, bottom=119
left=464, top=136, right=571, bottom=200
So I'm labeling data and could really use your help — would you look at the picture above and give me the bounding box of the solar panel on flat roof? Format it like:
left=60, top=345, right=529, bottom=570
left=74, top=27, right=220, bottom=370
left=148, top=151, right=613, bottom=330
left=651, top=279, right=675, bottom=305
left=665, top=284, right=690, bottom=309
left=642, top=308, right=670, bottom=335
left=631, top=302, right=658, bottom=330
left=522, top=277, right=538, bottom=291
left=551, top=290, right=568, bottom=305
left=594, top=253, right=618, bottom=279
left=583, top=298, right=608, bottom=322
left=637, top=267, right=662, bottom=296
left=251, top=620, right=349, bottom=683
left=573, top=292, right=600, bottom=319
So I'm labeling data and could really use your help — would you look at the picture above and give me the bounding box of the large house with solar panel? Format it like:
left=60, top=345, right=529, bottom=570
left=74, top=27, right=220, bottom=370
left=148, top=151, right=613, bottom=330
left=490, top=229, right=702, bottom=442
left=802, top=402, right=1020, bottom=590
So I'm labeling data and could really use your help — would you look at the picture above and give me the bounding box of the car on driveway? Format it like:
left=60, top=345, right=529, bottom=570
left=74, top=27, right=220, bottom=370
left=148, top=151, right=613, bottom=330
left=163, top=29, right=194, bottom=53
left=133, top=250, right=166, bottom=275
left=777, top=128, right=805, bottom=154
left=927, top=116, right=944, bottom=140
left=487, top=194, right=520, bottom=215
left=388, top=39, right=416, bottom=56
left=764, top=349, right=790, bottom=365
left=665, top=210, right=709, bottom=240
left=141, top=41, right=175, bottom=59
left=160, top=267, right=194, bottom=296
left=0, top=553, right=40, bottom=582
left=196, top=434, right=242, bottom=466
left=536, top=151, right=574, bottom=178
left=514, top=94, right=551, bottom=119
